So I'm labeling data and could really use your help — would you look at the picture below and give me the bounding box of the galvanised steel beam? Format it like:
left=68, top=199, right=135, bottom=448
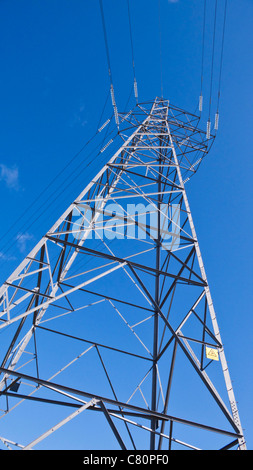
left=0, top=366, right=243, bottom=442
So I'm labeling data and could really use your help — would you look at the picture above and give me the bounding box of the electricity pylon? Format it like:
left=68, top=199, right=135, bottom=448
left=0, top=98, right=246, bottom=450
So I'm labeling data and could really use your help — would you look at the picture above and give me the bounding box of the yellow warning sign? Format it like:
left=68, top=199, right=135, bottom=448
left=206, top=347, right=219, bottom=361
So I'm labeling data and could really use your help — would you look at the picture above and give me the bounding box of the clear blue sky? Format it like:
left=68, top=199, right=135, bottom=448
left=0, top=0, right=252, bottom=450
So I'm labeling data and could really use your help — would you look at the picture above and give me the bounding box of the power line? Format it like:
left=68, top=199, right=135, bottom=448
left=208, top=0, right=218, bottom=119
left=0, top=88, right=137, bottom=262
left=214, top=0, right=228, bottom=131
left=206, top=0, right=218, bottom=139
left=0, top=94, right=112, bottom=252
left=0, top=3, right=229, bottom=259
left=199, top=0, right=207, bottom=113
left=217, top=0, right=228, bottom=109
left=158, top=0, right=163, bottom=98
left=0, top=121, right=117, bottom=262
left=127, top=0, right=138, bottom=103
left=99, top=0, right=119, bottom=129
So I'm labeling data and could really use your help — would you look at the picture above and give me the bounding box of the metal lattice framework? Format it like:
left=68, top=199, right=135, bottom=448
left=0, top=98, right=246, bottom=450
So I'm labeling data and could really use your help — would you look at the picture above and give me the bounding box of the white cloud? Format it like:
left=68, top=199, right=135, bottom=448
left=0, top=233, right=33, bottom=263
left=0, top=163, right=19, bottom=190
left=68, top=102, right=87, bottom=128
left=0, top=251, right=17, bottom=261
left=16, top=232, right=34, bottom=253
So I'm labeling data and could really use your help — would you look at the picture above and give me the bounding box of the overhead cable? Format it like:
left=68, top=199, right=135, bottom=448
left=0, top=92, right=112, bottom=253
left=207, top=0, right=218, bottom=138
left=127, top=0, right=138, bottom=103
left=99, top=0, right=119, bottom=129
left=158, top=0, right=164, bottom=98
left=215, top=0, right=228, bottom=131
left=199, top=0, right=207, bottom=113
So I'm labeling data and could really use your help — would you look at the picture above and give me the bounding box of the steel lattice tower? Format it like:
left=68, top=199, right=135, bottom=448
left=0, top=98, right=246, bottom=450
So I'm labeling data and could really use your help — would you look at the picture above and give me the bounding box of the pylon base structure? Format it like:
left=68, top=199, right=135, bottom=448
left=0, top=98, right=246, bottom=450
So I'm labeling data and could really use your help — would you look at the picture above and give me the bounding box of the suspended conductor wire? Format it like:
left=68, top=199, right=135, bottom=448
left=97, top=88, right=110, bottom=129
left=0, top=133, right=99, bottom=251
left=217, top=0, right=228, bottom=110
left=0, top=120, right=117, bottom=261
left=127, top=0, right=138, bottom=103
left=158, top=0, right=163, bottom=98
left=0, top=82, right=135, bottom=261
left=208, top=0, right=218, bottom=120
left=0, top=92, right=112, bottom=252
left=199, top=0, right=207, bottom=113
left=99, top=0, right=119, bottom=129
left=214, top=0, right=228, bottom=131
left=99, top=0, right=113, bottom=85
left=206, top=0, right=218, bottom=139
